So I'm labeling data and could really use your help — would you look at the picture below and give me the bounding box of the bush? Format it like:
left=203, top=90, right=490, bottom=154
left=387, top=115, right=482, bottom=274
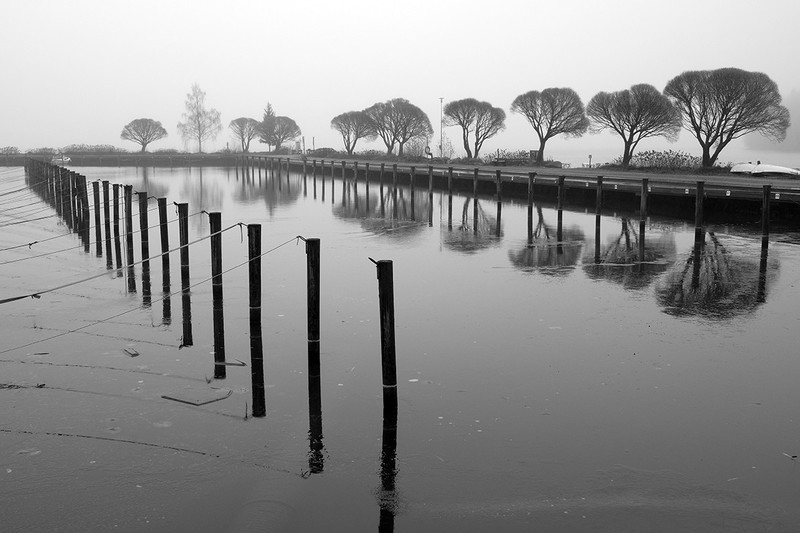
left=154, top=148, right=181, bottom=154
left=309, top=147, right=340, bottom=158
left=60, top=144, right=128, bottom=154
left=26, top=147, right=59, bottom=155
left=1, top=146, right=20, bottom=155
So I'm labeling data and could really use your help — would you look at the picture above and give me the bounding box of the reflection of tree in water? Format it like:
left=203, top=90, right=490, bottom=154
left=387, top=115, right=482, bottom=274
left=507, top=206, right=584, bottom=274
left=583, top=218, right=676, bottom=290
left=128, top=166, right=169, bottom=199
left=333, top=183, right=429, bottom=239
left=655, top=232, right=778, bottom=319
left=441, top=198, right=501, bottom=254
left=179, top=168, right=226, bottom=231
left=231, top=168, right=301, bottom=217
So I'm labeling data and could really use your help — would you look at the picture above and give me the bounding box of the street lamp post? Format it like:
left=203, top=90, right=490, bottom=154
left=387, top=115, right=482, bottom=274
left=439, top=97, right=444, bottom=158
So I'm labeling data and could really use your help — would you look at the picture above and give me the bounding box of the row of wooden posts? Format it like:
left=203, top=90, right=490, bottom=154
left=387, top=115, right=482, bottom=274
left=22, top=159, right=400, bottom=429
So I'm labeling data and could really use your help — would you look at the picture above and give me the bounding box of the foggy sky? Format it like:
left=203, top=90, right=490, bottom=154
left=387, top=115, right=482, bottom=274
left=2, top=0, right=799, bottom=166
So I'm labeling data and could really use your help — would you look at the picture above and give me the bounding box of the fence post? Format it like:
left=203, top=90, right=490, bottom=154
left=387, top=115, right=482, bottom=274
left=178, top=202, right=193, bottom=346
left=209, top=212, right=226, bottom=378
left=248, top=224, right=266, bottom=417
left=92, top=181, right=102, bottom=257
left=374, top=259, right=398, bottom=415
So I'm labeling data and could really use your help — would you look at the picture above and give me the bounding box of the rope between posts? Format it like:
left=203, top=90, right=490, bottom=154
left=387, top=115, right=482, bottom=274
left=0, top=235, right=301, bottom=354
left=0, top=209, right=204, bottom=253
left=0, top=222, right=243, bottom=305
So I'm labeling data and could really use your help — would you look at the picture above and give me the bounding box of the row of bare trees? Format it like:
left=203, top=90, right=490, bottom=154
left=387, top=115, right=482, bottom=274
left=120, top=84, right=303, bottom=154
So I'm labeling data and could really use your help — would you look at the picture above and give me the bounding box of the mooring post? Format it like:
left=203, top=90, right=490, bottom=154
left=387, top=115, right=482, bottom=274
left=427, top=166, right=434, bottom=226
left=473, top=168, right=479, bottom=198
left=178, top=202, right=192, bottom=346
left=761, top=184, right=771, bottom=243
left=312, top=159, right=317, bottom=198
left=374, top=259, right=398, bottom=416
left=102, top=181, right=113, bottom=269
left=639, top=179, right=648, bottom=262
left=123, top=185, right=135, bottom=267
left=694, top=181, right=705, bottom=239
left=557, top=175, right=565, bottom=211
left=137, top=191, right=150, bottom=264
left=495, top=169, right=502, bottom=203
left=379, top=162, right=385, bottom=192
left=330, top=159, right=335, bottom=199
left=365, top=162, right=370, bottom=210
left=409, top=166, right=416, bottom=220
left=527, top=172, right=536, bottom=242
left=79, top=176, right=91, bottom=253
left=92, top=181, right=102, bottom=256
left=306, top=238, right=321, bottom=441
left=157, top=198, right=171, bottom=325
left=248, top=224, right=266, bottom=417
left=112, top=184, right=123, bottom=270
left=209, top=212, right=226, bottom=379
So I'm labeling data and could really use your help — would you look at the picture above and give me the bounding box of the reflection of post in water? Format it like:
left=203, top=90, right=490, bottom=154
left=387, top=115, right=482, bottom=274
left=157, top=198, right=171, bottom=325
left=305, top=238, right=324, bottom=473
left=391, top=165, right=398, bottom=219
left=209, top=212, right=226, bottom=379
left=312, top=159, right=317, bottom=199
left=248, top=224, right=266, bottom=417
left=472, top=168, right=479, bottom=235
left=595, top=176, right=603, bottom=263
left=639, top=179, right=648, bottom=266
left=178, top=203, right=193, bottom=347
left=427, top=166, right=434, bottom=227
left=757, top=237, right=769, bottom=303
left=330, top=160, right=335, bottom=200
left=409, top=166, right=416, bottom=221
left=527, top=173, right=535, bottom=243
left=447, top=167, right=454, bottom=231
left=341, top=161, right=347, bottom=205
left=761, top=184, right=771, bottom=246
left=103, top=181, right=113, bottom=270
left=365, top=163, right=371, bottom=212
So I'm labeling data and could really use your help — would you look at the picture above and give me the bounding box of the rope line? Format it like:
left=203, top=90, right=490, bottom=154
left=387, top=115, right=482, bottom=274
left=0, top=235, right=301, bottom=354
left=0, top=222, right=243, bottom=305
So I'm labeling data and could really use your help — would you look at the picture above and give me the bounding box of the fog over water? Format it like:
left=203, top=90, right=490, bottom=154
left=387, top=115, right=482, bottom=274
left=1, top=0, right=799, bottom=167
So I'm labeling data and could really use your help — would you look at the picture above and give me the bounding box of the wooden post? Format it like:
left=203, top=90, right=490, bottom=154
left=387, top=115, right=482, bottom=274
left=113, top=184, right=122, bottom=270
left=428, top=165, right=434, bottom=227
left=375, top=259, right=398, bottom=416
left=330, top=159, right=335, bottom=199
left=124, top=185, right=134, bottom=267
left=158, top=198, right=171, bottom=325
left=365, top=162, right=370, bottom=211
left=761, top=184, right=771, bottom=242
left=92, top=181, right=102, bottom=257
left=694, top=181, right=705, bottom=240
left=596, top=176, right=603, bottom=215
left=306, top=238, right=321, bottom=446
left=557, top=175, right=565, bottom=211
left=528, top=172, right=536, bottom=242
left=79, top=176, right=91, bottom=253
left=495, top=169, right=502, bottom=203
left=639, top=179, right=648, bottom=263
left=248, top=224, right=266, bottom=417
left=312, top=159, right=317, bottom=199
left=138, top=191, right=149, bottom=264
left=409, top=166, right=416, bottom=220
left=178, top=203, right=192, bottom=346
left=210, top=212, right=226, bottom=379
left=102, top=181, right=113, bottom=269
left=473, top=168, right=479, bottom=198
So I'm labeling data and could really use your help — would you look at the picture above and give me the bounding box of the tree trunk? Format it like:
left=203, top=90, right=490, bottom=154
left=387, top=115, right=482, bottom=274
left=397, top=142, right=405, bottom=156
left=622, top=142, right=633, bottom=167
left=702, top=146, right=714, bottom=167
left=140, top=143, right=148, bottom=153
left=537, top=138, right=546, bottom=164
left=462, top=128, right=472, bottom=159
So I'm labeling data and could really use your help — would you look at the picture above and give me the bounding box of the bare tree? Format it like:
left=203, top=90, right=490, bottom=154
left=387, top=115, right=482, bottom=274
left=272, top=116, right=301, bottom=149
left=176, top=84, right=221, bottom=153
left=120, top=118, right=168, bottom=152
left=258, top=103, right=277, bottom=151
left=664, top=68, right=791, bottom=167
left=587, top=84, right=681, bottom=167
left=330, top=111, right=375, bottom=154
left=511, top=88, right=589, bottom=164
left=365, top=98, right=433, bottom=156
left=444, top=98, right=505, bottom=159
left=229, top=117, right=260, bottom=152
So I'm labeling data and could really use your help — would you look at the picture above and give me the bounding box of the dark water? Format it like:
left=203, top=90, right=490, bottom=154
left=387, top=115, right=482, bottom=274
left=2, top=164, right=800, bottom=532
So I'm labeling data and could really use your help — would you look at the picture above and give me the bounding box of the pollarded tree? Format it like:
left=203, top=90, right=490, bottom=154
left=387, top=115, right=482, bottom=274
left=444, top=98, right=506, bottom=159
left=511, top=88, right=589, bottom=164
left=120, top=118, right=168, bottom=152
left=587, top=84, right=681, bottom=167
left=272, top=116, right=301, bottom=149
left=229, top=117, right=260, bottom=152
left=176, top=84, right=222, bottom=153
left=331, top=111, right=376, bottom=154
left=365, top=98, right=433, bottom=156
left=664, top=67, right=790, bottom=167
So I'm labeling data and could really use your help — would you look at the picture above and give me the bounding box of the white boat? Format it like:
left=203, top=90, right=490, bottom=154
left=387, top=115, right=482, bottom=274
left=730, top=161, right=800, bottom=177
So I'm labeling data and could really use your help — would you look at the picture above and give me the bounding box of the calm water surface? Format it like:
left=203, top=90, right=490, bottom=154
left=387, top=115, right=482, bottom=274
left=2, top=164, right=799, bottom=532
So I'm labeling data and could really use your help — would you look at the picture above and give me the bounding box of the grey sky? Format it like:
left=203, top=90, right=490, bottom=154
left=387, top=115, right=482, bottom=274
left=2, top=0, right=798, bottom=166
